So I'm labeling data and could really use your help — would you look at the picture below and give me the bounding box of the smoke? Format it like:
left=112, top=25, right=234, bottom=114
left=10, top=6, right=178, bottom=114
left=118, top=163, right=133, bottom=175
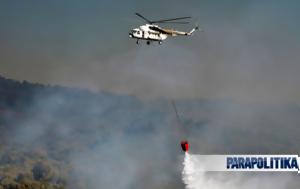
left=2, top=87, right=184, bottom=189
left=182, top=153, right=298, bottom=189
left=1, top=77, right=300, bottom=188
left=1, top=1, right=300, bottom=188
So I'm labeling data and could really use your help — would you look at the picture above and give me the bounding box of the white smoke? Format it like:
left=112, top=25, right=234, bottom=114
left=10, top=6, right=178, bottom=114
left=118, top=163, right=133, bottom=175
left=182, top=153, right=298, bottom=189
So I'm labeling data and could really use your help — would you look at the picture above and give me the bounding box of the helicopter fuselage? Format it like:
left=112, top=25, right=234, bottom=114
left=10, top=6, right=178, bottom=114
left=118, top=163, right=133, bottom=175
left=129, top=24, right=168, bottom=43
left=130, top=13, right=199, bottom=44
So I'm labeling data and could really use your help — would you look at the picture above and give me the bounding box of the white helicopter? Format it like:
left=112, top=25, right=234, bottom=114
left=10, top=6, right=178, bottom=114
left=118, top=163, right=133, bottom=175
left=129, top=13, right=200, bottom=45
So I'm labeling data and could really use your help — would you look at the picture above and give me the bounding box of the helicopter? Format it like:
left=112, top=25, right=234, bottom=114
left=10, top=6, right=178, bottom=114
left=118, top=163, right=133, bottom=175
left=129, top=13, right=200, bottom=45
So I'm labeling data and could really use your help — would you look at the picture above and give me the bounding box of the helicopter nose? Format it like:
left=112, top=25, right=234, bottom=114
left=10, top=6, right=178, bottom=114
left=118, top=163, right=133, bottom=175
left=129, top=33, right=133, bottom=38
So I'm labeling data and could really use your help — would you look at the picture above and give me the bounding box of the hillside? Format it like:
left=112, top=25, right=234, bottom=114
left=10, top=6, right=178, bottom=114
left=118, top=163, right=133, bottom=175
left=0, top=75, right=300, bottom=189
left=0, top=76, right=184, bottom=189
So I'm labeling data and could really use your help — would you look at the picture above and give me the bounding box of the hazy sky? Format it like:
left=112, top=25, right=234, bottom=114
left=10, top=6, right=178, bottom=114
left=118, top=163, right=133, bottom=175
left=1, top=0, right=300, bottom=102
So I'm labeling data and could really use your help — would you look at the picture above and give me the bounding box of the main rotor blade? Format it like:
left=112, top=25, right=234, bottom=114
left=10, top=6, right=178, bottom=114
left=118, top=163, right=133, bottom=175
left=135, top=13, right=152, bottom=23
left=157, top=21, right=190, bottom=24
left=151, top=16, right=191, bottom=23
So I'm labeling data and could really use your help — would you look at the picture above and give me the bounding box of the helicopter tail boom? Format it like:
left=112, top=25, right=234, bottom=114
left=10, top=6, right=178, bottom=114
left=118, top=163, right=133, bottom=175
left=165, top=26, right=199, bottom=36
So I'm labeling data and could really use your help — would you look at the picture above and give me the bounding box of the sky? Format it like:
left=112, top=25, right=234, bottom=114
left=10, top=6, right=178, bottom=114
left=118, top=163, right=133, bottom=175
left=1, top=0, right=300, bottom=102
left=1, top=1, right=300, bottom=188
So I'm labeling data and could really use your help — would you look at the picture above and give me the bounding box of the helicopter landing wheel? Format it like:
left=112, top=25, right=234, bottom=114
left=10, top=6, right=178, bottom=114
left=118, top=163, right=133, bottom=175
left=158, top=41, right=162, bottom=45
left=147, top=41, right=150, bottom=45
left=136, top=40, right=139, bottom=44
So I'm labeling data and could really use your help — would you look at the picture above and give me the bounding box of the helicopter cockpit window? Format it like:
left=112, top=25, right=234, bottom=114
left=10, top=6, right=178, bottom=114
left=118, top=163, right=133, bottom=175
left=137, top=31, right=140, bottom=34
